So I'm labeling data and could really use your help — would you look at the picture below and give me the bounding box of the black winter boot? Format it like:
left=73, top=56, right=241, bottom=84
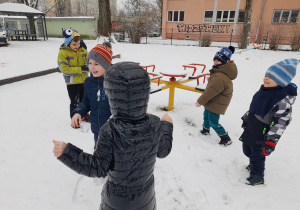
left=200, top=127, right=210, bottom=135
left=218, top=133, right=232, bottom=146
left=247, top=175, right=264, bottom=186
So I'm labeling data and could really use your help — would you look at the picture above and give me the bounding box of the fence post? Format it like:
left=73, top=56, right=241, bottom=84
left=171, top=28, right=173, bottom=45
left=230, top=29, right=233, bottom=45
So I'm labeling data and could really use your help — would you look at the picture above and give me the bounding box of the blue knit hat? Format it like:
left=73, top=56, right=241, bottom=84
left=265, top=58, right=299, bottom=87
left=62, top=28, right=80, bottom=46
left=213, top=46, right=235, bottom=64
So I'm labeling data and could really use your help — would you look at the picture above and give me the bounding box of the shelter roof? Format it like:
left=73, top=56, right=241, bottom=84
left=0, top=3, right=44, bottom=16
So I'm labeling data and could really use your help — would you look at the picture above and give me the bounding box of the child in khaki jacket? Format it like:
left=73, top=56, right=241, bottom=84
left=196, top=46, right=238, bottom=146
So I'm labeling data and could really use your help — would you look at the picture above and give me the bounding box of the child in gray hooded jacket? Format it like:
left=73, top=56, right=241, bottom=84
left=240, top=58, right=298, bottom=186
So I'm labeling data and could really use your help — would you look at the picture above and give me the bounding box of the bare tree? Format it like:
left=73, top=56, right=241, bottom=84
left=290, top=26, right=300, bottom=51
left=97, top=0, right=112, bottom=37
left=16, top=0, right=40, bottom=35
left=72, top=0, right=88, bottom=16
left=71, top=0, right=98, bottom=16
left=110, top=0, right=117, bottom=17
left=240, top=0, right=253, bottom=49
left=155, top=0, right=163, bottom=34
left=199, top=33, right=212, bottom=47
left=269, top=25, right=285, bottom=51
left=117, top=0, right=157, bottom=43
left=254, top=21, right=270, bottom=45
left=38, top=0, right=50, bottom=13
left=55, top=0, right=72, bottom=17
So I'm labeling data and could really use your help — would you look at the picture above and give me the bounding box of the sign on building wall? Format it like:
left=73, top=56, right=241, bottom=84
left=177, top=24, right=231, bottom=33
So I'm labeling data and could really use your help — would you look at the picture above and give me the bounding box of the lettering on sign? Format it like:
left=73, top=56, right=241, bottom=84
left=177, top=24, right=231, bottom=33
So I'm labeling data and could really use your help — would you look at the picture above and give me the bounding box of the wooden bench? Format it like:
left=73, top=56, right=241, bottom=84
left=11, top=29, right=37, bottom=41
left=11, top=34, right=37, bottom=41
left=26, top=34, right=37, bottom=41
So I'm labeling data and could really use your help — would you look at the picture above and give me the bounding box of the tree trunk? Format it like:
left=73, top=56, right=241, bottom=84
left=241, top=0, right=253, bottom=49
left=26, top=15, right=36, bottom=35
left=98, top=0, right=112, bottom=37
left=55, top=0, right=72, bottom=17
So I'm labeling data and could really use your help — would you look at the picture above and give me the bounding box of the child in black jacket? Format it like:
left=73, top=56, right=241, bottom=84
left=240, top=58, right=298, bottom=186
left=53, top=62, right=173, bottom=209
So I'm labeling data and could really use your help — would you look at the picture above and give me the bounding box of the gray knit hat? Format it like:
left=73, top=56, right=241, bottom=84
left=87, top=42, right=112, bottom=70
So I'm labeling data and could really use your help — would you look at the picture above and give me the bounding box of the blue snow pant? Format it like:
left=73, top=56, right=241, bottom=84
left=243, top=143, right=265, bottom=176
left=203, top=108, right=226, bottom=136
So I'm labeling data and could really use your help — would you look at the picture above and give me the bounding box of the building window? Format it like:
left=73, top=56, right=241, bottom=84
left=216, top=10, right=235, bottom=22
left=238, top=11, right=245, bottom=22
left=168, top=11, right=185, bottom=22
left=229, top=11, right=235, bottom=22
left=272, top=10, right=299, bottom=24
left=204, top=11, right=213, bottom=22
left=216, top=11, right=222, bottom=22
left=204, top=10, right=243, bottom=23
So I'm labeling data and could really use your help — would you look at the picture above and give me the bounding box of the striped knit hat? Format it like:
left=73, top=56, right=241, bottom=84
left=265, top=58, right=299, bottom=87
left=87, top=43, right=113, bottom=70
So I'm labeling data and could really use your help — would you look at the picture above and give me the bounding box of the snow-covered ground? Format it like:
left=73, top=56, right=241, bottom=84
left=0, top=38, right=300, bottom=210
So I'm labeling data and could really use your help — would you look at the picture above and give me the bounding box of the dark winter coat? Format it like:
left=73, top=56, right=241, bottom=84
left=71, top=75, right=111, bottom=136
left=58, top=62, right=173, bottom=210
left=240, top=84, right=297, bottom=149
left=197, top=61, right=238, bottom=115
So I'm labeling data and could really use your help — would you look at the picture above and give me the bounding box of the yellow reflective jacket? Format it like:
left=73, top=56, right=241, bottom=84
left=57, top=44, right=88, bottom=85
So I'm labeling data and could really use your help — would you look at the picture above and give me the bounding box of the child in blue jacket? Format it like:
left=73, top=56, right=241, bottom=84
left=240, top=58, right=298, bottom=186
left=71, top=42, right=112, bottom=147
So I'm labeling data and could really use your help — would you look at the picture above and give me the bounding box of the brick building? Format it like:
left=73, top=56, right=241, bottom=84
left=162, top=0, right=300, bottom=44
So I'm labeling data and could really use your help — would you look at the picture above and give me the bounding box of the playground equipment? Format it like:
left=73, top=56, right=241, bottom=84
left=234, top=43, right=261, bottom=54
left=141, top=63, right=210, bottom=111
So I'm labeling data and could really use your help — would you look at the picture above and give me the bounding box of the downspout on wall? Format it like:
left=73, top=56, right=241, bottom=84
left=211, top=0, right=218, bottom=34
left=162, top=0, right=168, bottom=39
left=232, top=0, right=241, bottom=35
left=255, top=0, right=266, bottom=41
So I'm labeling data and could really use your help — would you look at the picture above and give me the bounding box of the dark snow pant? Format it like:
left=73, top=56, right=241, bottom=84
left=67, top=84, right=84, bottom=118
left=203, top=108, right=226, bottom=136
left=94, top=133, right=99, bottom=150
left=243, top=143, right=265, bottom=176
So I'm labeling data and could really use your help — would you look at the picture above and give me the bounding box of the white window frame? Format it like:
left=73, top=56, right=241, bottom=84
left=216, top=10, right=236, bottom=23
left=272, top=9, right=299, bottom=24
left=167, top=10, right=185, bottom=22
left=204, top=10, right=240, bottom=23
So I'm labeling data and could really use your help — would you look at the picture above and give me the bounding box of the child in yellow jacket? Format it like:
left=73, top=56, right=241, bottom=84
left=57, top=28, right=88, bottom=117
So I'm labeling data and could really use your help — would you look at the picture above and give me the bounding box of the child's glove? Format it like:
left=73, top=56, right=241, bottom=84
left=81, top=65, right=89, bottom=72
left=262, top=140, right=276, bottom=156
